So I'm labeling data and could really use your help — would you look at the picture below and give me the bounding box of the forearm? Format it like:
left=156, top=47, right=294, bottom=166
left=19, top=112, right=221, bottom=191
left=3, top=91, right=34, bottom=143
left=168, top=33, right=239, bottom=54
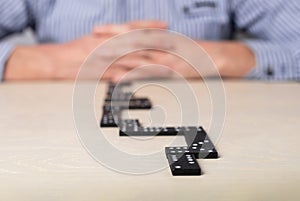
left=4, top=45, right=66, bottom=81
left=5, top=46, right=52, bottom=80
left=3, top=34, right=126, bottom=81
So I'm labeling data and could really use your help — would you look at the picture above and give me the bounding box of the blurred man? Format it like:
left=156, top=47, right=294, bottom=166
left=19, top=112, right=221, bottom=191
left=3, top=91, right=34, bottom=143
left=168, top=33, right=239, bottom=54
left=1, top=0, right=299, bottom=81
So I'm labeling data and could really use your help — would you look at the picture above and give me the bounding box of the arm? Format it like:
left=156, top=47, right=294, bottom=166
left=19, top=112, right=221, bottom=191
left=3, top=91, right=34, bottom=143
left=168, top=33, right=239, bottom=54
left=4, top=36, right=119, bottom=80
left=231, top=0, right=300, bottom=80
left=0, top=0, right=36, bottom=81
left=1, top=0, right=104, bottom=81
left=4, top=36, right=127, bottom=80
left=179, top=0, right=300, bottom=80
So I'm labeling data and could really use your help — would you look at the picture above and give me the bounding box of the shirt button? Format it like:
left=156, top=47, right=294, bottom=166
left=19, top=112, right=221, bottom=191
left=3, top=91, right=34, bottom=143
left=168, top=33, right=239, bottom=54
left=266, top=67, right=274, bottom=76
left=183, top=6, right=190, bottom=14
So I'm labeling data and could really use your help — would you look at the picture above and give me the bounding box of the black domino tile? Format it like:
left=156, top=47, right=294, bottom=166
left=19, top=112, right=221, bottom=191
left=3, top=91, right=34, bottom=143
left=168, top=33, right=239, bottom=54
left=102, top=105, right=123, bottom=113
left=166, top=153, right=201, bottom=176
left=107, top=81, right=132, bottom=89
left=120, top=126, right=177, bottom=136
left=119, top=119, right=141, bottom=128
left=128, top=98, right=152, bottom=109
left=105, top=92, right=134, bottom=101
left=120, top=125, right=196, bottom=136
left=120, top=126, right=205, bottom=137
left=106, top=82, right=132, bottom=95
left=183, top=128, right=218, bottom=159
left=182, top=127, right=207, bottom=146
left=108, top=81, right=132, bottom=88
left=100, top=112, right=121, bottom=127
left=104, top=98, right=152, bottom=110
left=165, top=146, right=218, bottom=159
left=100, top=103, right=122, bottom=127
left=165, top=146, right=190, bottom=155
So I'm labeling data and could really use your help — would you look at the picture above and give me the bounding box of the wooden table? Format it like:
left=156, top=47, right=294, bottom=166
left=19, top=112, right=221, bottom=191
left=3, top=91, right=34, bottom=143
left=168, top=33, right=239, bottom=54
left=0, top=80, right=299, bottom=201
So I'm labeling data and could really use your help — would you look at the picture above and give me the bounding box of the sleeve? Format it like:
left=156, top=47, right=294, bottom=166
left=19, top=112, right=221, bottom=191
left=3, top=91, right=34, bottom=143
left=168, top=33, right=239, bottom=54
left=0, top=0, right=35, bottom=81
left=0, top=42, right=15, bottom=81
left=231, top=0, right=300, bottom=80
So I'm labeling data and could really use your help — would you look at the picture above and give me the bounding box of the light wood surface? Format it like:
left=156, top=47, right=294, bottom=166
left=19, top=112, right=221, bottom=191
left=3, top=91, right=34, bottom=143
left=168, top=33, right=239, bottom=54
left=0, top=80, right=299, bottom=201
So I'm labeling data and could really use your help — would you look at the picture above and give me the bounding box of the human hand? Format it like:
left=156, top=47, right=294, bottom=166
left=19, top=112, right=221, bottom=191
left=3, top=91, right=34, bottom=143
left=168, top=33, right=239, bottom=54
left=109, top=40, right=257, bottom=81
left=129, top=41, right=256, bottom=79
left=4, top=20, right=169, bottom=81
left=65, top=20, right=170, bottom=80
left=92, top=20, right=175, bottom=82
left=93, top=23, right=256, bottom=80
left=4, top=34, right=115, bottom=80
left=93, top=20, right=167, bottom=35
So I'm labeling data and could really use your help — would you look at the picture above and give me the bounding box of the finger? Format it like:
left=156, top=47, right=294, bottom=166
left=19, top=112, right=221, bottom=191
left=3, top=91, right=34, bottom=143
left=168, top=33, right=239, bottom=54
left=93, top=20, right=167, bottom=36
left=113, top=59, right=150, bottom=69
left=114, top=50, right=170, bottom=70
left=93, top=24, right=131, bottom=35
left=112, top=51, right=153, bottom=69
left=112, top=64, right=173, bottom=83
left=131, top=31, right=175, bottom=50
left=128, top=20, right=168, bottom=29
left=158, top=55, right=200, bottom=78
left=114, top=50, right=170, bottom=69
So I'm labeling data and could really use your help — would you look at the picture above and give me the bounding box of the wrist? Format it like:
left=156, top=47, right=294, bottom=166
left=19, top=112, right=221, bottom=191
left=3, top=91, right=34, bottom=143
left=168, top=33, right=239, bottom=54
left=218, top=42, right=256, bottom=77
left=4, top=45, right=56, bottom=80
left=198, top=41, right=256, bottom=78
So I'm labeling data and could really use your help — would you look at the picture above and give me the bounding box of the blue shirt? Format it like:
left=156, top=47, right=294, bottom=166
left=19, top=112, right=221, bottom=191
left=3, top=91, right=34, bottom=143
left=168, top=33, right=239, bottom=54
left=1, top=0, right=300, bottom=80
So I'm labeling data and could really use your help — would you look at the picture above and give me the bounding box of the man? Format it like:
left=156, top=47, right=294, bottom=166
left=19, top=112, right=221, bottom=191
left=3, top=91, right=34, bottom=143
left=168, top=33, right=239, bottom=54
left=1, top=0, right=299, bottom=81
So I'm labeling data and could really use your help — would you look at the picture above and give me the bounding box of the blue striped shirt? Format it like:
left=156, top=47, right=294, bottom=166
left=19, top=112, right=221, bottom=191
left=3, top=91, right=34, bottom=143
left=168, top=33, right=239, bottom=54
left=1, top=0, right=300, bottom=80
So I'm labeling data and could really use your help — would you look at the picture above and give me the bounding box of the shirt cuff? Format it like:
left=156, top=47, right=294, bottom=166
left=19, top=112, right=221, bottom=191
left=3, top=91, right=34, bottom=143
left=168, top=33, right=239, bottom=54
left=0, top=41, right=15, bottom=81
left=243, top=40, right=299, bottom=81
